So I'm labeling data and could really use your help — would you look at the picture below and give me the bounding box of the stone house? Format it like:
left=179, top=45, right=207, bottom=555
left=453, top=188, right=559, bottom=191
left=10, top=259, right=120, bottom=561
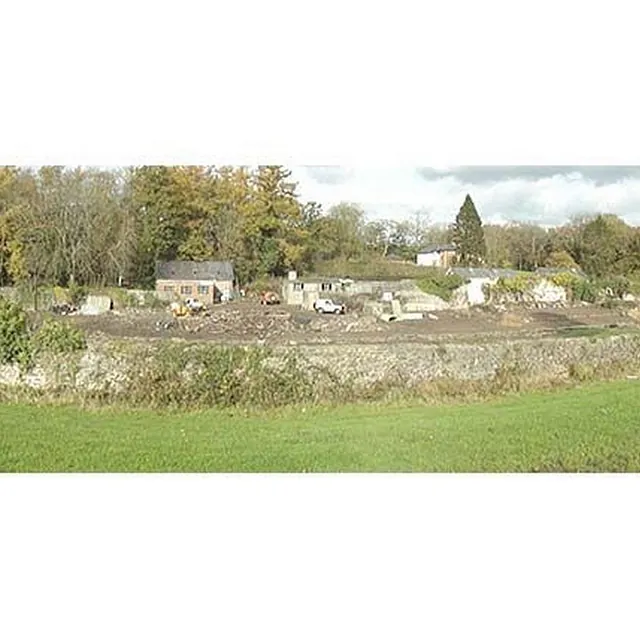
left=155, top=260, right=235, bottom=304
left=416, top=244, right=457, bottom=268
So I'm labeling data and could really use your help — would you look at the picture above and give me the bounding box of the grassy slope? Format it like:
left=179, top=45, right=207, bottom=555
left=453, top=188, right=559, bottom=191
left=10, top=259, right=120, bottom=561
left=2, top=380, right=640, bottom=472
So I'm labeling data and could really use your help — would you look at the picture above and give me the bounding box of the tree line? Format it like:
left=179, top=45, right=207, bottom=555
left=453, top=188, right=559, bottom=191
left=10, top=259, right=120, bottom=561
left=1, top=166, right=639, bottom=289
left=438, top=193, right=640, bottom=279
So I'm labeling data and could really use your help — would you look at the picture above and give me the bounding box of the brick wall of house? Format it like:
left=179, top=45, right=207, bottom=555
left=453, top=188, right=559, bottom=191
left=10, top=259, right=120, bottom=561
left=156, top=279, right=234, bottom=304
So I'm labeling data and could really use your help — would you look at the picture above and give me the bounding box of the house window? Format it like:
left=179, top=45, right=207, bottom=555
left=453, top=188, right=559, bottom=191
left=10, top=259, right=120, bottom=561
left=163, top=285, right=174, bottom=293
left=197, top=285, right=210, bottom=295
left=180, top=285, right=193, bottom=295
left=293, top=282, right=304, bottom=291
left=321, top=282, right=332, bottom=292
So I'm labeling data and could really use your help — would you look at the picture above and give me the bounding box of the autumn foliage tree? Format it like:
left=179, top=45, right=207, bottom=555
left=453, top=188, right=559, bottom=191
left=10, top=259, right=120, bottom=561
left=1, top=167, right=640, bottom=291
left=572, top=214, right=633, bottom=277
left=6, top=168, right=134, bottom=289
left=0, top=167, right=20, bottom=285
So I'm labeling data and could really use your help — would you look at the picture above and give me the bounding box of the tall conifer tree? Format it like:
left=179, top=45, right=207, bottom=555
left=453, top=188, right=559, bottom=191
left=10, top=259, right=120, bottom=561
left=451, top=194, right=487, bottom=266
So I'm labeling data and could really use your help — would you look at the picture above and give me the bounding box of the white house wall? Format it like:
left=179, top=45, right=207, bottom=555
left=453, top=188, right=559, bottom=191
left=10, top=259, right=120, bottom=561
left=531, top=281, right=567, bottom=304
left=449, top=278, right=495, bottom=308
left=416, top=252, right=440, bottom=267
left=450, top=277, right=568, bottom=307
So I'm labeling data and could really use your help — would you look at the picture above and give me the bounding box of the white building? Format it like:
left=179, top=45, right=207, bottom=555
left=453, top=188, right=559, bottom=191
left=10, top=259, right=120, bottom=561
left=416, top=244, right=457, bottom=268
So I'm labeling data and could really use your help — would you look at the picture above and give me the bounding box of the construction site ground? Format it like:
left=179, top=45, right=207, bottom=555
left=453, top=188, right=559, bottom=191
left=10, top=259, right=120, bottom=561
left=62, top=300, right=640, bottom=346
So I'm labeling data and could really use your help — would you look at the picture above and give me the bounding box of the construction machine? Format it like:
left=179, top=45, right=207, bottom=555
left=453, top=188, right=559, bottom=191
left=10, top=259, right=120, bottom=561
left=260, top=291, right=281, bottom=305
left=169, top=298, right=208, bottom=318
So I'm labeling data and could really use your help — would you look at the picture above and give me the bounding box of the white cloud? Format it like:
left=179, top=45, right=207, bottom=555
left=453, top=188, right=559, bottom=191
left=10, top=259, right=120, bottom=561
left=291, top=166, right=640, bottom=226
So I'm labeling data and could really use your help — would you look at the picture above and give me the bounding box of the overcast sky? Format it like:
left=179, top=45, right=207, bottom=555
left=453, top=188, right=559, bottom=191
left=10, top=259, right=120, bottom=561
left=290, top=166, right=640, bottom=227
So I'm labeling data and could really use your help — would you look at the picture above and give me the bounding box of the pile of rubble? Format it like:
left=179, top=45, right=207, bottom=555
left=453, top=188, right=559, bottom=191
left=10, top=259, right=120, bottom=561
left=148, top=305, right=387, bottom=343
left=625, top=307, right=640, bottom=323
left=51, top=295, right=114, bottom=317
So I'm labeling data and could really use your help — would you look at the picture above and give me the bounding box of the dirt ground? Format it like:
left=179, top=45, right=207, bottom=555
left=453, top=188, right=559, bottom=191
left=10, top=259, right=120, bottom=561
left=63, top=300, right=640, bottom=346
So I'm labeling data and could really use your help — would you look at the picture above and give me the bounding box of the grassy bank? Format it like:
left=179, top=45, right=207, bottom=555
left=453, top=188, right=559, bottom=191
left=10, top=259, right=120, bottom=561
left=2, top=380, right=640, bottom=472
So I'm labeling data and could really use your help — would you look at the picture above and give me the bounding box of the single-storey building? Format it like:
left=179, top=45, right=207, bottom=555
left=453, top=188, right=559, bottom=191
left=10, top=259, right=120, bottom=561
left=281, top=277, right=346, bottom=309
left=281, top=275, right=418, bottom=308
left=416, top=244, right=457, bottom=268
left=155, top=260, right=235, bottom=304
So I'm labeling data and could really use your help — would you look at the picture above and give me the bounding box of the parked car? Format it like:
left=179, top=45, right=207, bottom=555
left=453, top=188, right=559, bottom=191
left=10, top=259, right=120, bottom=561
left=313, top=298, right=346, bottom=314
left=184, top=298, right=206, bottom=312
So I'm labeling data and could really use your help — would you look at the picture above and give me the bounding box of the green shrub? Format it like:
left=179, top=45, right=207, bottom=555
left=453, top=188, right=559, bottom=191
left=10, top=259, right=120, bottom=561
left=568, top=363, right=596, bottom=382
left=545, top=250, right=580, bottom=270
left=12, top=284, right=35, bottom=308
left=108, top=288, right=139, bottom=309
left=0, top=297, right=33, bottom=367
left=493, top=274, right=541, bottom=296
left=549, top=272, right=583, bottom=291
left=52, top=286, right=72, bottom=304
left=570, top=279, right=598, bottom=303
left=628, top=274, right=640, bottom=296
left=547, top=272, right=600, bottom=303
left=33, top=317, right=87, bottom=355
left=490, top=361, right=526, bottom=393
left=249, top=278, right=282, bottom=296
left=68, top=283, right=88, bottom=307
left=598, top=275, right=631, bottom=299
left=416, top=270, right=465, bottom=301
left=143, top=292, right=166, bottom=310
left=109, top=343, right=342, bottom=410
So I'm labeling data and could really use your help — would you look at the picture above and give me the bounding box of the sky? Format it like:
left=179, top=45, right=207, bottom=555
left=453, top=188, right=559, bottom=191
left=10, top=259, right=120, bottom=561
left=290, top=166, right=640, bottom=227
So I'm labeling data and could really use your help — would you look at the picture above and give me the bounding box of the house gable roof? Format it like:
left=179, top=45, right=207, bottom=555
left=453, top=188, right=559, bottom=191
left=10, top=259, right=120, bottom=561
left=447, top=267, right=521, bottom=280
left=156, top=260, right=234, bottom=281
left=417, top=244, right=456, bottom=254
left=535, top=267, right=587, bottom=279
left=292, top=277, right=343, bottom=285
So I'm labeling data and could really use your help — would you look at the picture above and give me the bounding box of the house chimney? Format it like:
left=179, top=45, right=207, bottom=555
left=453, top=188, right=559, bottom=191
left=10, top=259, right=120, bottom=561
left=288, top=270, right=297, bottom=281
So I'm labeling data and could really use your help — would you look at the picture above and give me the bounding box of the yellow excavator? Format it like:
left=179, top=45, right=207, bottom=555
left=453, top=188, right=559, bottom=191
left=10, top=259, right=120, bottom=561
left=170, top=298, right=207, bottom=318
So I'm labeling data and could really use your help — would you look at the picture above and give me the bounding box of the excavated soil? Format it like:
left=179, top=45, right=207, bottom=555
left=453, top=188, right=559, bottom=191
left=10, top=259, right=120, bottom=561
left=62, top=300, right=640, bottom=346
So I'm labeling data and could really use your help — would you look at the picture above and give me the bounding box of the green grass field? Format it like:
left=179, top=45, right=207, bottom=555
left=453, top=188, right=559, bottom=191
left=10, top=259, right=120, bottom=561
left=2, top=380, right=640, bottom=472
